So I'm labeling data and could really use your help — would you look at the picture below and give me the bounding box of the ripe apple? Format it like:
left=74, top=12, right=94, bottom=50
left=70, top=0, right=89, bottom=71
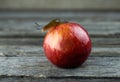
left=42, top=19, right=92, bottom=68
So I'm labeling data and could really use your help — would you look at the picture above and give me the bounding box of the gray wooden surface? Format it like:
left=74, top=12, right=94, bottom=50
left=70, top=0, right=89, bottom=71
left=0, top=0, right=120, bottom=10
left=0, top=10, right=120, bottom=82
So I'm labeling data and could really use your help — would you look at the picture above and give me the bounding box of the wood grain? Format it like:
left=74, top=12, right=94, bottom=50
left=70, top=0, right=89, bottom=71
left=0, top=46, right=119, bottom=57
left=0, top=0, right=120, bottom=10
left=0, top=76, right=120, bottom=82
left=0, top=11, right=120, bottom=21
left=0, top=21, right=120, bottom=38
left=0, top=56, right=120, bottom=78
left=0, top=11, right=120, bottom=38
left=0, top=37, right=119, bottom=47
left=0, top=11, right=119, bottom=81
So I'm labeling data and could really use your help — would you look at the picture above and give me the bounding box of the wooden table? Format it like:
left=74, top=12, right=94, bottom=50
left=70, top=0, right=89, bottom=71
left=0, top=10, right=120, bottom=82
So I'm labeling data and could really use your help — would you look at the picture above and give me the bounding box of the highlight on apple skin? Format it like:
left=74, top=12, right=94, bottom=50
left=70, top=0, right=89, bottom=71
left=42, top=19, right=92, bottom=68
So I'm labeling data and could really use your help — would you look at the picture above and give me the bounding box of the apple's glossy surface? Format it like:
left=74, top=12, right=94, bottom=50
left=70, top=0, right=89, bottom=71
left=43, top=22, right=92, bottom=68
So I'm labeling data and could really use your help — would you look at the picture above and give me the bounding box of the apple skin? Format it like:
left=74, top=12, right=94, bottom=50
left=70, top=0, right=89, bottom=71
left=43, top=22, right=92, bottom=68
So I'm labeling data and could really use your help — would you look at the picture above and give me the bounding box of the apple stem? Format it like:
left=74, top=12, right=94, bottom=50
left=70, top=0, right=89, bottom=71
left=34, top=22, right=43, bottom=31
left=34, top=19, right=68, bottom=32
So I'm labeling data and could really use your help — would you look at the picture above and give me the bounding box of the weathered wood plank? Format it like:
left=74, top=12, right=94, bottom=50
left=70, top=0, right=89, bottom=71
left=0, top=11, right=120, bottom=82
left=92, top=38, right=120, bottom=46
left=0, top=46, right=43, bottom=57
left=0, top=45, right=119, bottom=57
left=0, top=56, right=120, bottom=78
left=0, top=11, right=119, bottom=81
left=0, top=21, right=120, bottom=38
left=0, top=11, right=120, bottom=21
left=2, top=37, right=120, bottom=46
left=0, top=37, right=119, bottom=47
left=0, top=76, right=120, bottom=82
left=0, top=38, right=43, bottom=46
left=0, top=0, right=120, bottom=10
left=0, top=11, right=120, bottom=38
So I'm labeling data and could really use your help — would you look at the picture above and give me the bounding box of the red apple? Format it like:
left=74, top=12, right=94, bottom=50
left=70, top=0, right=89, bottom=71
left=42, top=19, right=92, bottom=68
